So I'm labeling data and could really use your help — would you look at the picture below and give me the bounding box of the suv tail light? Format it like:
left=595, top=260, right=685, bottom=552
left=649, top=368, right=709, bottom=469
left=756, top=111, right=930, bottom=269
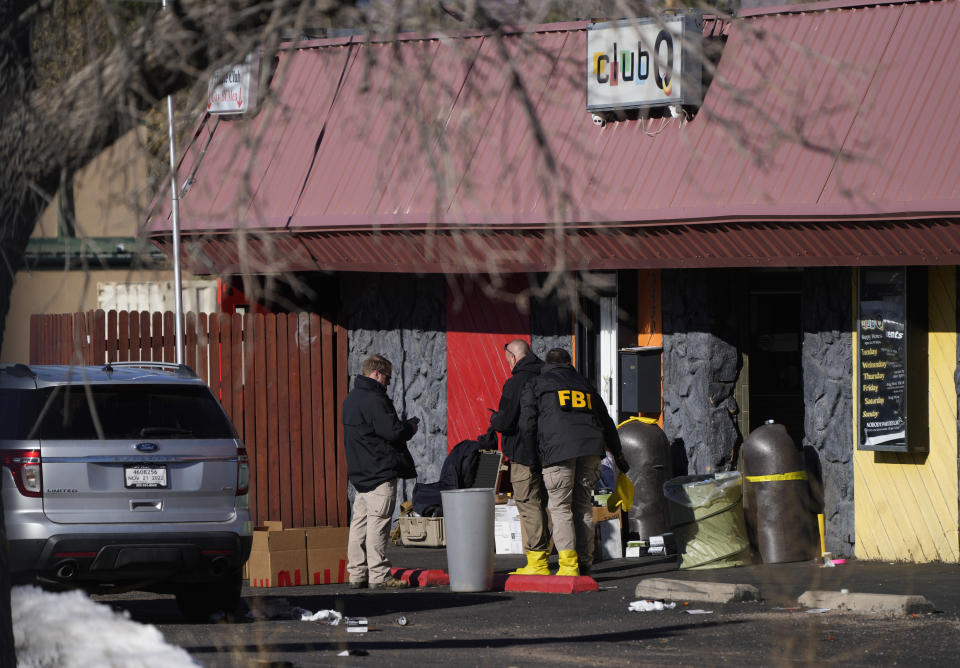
left=236, top=447, right=250, bottom=496
left=2, top=449, right=42, bottom=498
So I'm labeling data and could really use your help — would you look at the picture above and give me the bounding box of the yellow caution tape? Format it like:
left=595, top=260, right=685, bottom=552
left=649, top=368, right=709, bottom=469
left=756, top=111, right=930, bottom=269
left=745, top=470, right=808, bottom=483
left=617, top=415, right=660, bottom=428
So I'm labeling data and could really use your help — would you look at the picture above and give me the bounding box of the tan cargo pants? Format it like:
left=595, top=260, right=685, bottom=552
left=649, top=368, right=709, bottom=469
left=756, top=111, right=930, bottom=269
left=346, top=479, right=397, bottom=585
left=510, top=462, right=550, bottom=552
left=543, top=455, right=601, bottom=570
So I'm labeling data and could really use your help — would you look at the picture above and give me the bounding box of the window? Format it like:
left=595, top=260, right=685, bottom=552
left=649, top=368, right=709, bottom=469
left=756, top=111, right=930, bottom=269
left=27, top=385, right=237, bottom=440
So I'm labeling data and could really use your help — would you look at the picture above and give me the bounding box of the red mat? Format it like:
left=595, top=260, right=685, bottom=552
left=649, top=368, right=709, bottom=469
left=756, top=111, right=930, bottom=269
left=503, top=574, right=598, bottom=594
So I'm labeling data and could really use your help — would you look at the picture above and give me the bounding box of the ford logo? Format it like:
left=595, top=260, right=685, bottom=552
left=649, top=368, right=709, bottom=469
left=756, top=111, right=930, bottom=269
left=135, top=442, right=159, bottom=452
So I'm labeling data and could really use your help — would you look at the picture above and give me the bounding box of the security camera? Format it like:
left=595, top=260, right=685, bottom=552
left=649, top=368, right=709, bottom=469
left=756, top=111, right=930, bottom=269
left=592, top=113, right=607, bottom=127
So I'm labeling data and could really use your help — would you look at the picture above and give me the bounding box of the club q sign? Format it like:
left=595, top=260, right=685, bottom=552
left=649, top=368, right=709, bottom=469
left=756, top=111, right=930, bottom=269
left=586, top=16, right=702, bottom=112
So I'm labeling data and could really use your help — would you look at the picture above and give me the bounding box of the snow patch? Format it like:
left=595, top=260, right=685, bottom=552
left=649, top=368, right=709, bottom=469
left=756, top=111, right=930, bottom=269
left=12, top=586, right=197, bottom=668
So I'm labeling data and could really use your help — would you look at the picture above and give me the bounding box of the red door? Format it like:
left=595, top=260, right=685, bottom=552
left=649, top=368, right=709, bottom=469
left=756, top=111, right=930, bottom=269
left=445, top=276, right=529, bottom=451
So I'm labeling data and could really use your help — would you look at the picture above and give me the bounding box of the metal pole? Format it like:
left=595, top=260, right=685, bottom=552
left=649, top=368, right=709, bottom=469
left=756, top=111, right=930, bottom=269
left=163, top=0, right=185, bottom=365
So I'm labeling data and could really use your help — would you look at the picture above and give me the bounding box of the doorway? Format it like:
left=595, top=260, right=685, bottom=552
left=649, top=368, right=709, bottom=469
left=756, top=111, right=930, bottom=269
left=741, top=270, right=804, bottom=446
left=574, top=272, right=620, bottom=422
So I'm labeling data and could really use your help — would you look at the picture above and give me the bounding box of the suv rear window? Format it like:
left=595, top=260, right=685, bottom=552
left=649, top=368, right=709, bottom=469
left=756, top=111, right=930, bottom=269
left=0, top=388, right=42, bottom=439
left=0, top=385, right=237, bottom=440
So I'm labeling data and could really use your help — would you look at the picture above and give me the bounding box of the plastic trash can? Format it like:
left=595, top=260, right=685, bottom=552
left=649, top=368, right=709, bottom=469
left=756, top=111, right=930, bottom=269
left=440, top=488, right=495, bottom=592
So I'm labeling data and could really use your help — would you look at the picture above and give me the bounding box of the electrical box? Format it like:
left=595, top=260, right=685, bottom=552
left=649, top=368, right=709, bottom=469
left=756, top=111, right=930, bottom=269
left=619, top=347, right=662, bottom=414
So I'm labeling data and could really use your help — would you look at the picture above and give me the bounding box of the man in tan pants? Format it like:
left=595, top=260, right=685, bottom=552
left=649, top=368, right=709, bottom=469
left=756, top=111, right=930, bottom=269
left=520, top=348, right=629, bottom=576
left=342, top=354, right=419, bottom=589
left=488, top=339, right=550, bottom=574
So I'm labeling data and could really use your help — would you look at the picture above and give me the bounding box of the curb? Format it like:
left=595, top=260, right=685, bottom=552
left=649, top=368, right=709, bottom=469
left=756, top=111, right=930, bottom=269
left=798, top=590, right=935, bottom=615
left=390, top=568, right=598, bottom=593
left=504, top=574, right=599, bottom=594
left=392, top=568, right=450, bottom=587
left=635, top=578, right=761, bottom=603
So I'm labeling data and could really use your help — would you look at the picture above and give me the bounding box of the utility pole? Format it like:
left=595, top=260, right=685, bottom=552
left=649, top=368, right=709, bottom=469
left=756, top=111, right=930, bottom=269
left=163, top=0, right=185, bottom=365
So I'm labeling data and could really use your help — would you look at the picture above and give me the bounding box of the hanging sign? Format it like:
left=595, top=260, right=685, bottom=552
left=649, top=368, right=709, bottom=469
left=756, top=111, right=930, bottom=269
left=207, top=52, right=260, bottom=115
left=586, top=15, right=702, bottom=112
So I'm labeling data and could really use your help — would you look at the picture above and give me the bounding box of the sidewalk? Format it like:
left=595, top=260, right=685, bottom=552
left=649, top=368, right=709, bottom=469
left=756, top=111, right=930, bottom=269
left=387, top=543, right=960, bottom=615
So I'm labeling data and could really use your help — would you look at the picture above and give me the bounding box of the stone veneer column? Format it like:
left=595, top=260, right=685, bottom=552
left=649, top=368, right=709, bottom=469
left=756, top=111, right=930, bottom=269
left=340, top=273, right=447, bottom=501
left=661, top=269, right=741, bottom=475
left=802, top=267, right=854, bottom=557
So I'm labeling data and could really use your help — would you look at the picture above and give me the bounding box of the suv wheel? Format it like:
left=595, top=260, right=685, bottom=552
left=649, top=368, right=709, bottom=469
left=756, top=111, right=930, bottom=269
left=175, top=570, right=242, bottom=622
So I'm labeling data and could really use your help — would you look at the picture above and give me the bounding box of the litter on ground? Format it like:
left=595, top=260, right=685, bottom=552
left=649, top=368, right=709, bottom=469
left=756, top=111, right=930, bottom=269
left=629, top=599, right=677, bottom=612
left=298, top=608, right=344, bottom=625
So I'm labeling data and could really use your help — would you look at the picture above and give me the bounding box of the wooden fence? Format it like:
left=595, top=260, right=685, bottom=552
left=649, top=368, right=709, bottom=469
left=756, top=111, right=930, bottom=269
left=30, top=309, right=349, bottom=529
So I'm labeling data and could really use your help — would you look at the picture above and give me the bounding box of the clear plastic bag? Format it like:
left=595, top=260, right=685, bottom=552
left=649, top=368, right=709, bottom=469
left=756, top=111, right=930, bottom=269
left=663, top=471, right=751, bottom=570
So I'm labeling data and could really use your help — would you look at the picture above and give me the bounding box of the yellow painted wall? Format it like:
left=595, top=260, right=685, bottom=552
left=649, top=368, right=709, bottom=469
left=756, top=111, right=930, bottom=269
left=0, top=267, right=185, bottom=364
left=853, top=267, right=959, bottom=562
left=2, top=129, right=193, bottom=365
left=31, top=129, right=150, bottom=240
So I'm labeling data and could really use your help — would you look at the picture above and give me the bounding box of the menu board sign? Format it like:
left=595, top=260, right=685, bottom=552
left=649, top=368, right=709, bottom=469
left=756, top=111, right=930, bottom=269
left=858, top=268, right=908, bottom=450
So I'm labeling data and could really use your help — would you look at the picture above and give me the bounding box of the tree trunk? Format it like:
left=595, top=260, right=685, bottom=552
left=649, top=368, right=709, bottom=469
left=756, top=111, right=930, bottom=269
left=0, top=2, right=307, bottom=658
left=0, top=0, right=296, bottom=351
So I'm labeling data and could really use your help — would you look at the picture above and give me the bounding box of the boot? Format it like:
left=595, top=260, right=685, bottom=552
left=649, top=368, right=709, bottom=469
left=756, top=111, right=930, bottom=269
left=510, top=550, right=550, bottom=575
left=555, top=550, right=580, bottom=576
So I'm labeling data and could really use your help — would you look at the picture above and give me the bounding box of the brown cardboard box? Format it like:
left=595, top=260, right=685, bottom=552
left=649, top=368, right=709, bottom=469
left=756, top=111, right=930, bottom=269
left=248, top=525, right=308, bottom=587
left=244, top=521, right=284, bottom=579
left=593, top=505, right=621, bottom=524
left=305, top=526, right=350, bottom=585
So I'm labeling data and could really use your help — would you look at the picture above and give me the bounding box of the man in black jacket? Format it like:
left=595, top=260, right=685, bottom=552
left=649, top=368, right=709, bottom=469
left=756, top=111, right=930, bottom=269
left=488, top=339, right=550, bottom=575
left=520, top=348, right=629, bottom=576
left=342, top=354, right=419, bottom=589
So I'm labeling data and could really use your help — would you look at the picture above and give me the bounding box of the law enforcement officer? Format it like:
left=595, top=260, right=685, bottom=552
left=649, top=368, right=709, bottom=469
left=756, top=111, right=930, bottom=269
left=519, top=348, right=629, bottom=576
left=342, top=354, right=419, bottom=589
left=487, top=339, right=550, bottom=575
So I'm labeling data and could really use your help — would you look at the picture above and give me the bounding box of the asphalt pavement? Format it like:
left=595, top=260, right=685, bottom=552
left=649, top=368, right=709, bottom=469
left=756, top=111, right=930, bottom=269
left=386, top=544, right=960, bottom=612
left=98, top=545, right=960, bottom=667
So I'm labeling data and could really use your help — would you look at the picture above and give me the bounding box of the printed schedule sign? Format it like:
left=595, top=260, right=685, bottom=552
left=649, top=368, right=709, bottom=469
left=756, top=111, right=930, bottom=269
left=858, top=268, right=907, bottom=450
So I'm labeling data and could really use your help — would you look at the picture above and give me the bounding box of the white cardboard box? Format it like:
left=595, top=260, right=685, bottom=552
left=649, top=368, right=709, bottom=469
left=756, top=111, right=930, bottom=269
left=494, top=502, right=523, bottom=554
left=625, top=540, right=648, bottom=558
left=595, top=517, right=622, bottom=561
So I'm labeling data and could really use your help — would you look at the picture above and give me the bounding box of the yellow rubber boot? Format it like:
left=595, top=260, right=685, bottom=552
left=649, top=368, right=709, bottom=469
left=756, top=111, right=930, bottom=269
left=510, top=550, right=550, bottom=575
left=555, top=550, right=580, bottom=576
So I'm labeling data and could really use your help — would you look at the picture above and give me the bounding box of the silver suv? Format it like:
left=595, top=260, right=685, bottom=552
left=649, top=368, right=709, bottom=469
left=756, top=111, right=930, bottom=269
left=0, top=362, right=252, bottom=621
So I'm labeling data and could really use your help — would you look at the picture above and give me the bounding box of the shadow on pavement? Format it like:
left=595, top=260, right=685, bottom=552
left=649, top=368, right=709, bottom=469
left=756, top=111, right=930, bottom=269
left=272, top=590, right=513, bottom=620
left=183, top=619, right=745, bottom=657
left=103, top=589, right=513, bottom=625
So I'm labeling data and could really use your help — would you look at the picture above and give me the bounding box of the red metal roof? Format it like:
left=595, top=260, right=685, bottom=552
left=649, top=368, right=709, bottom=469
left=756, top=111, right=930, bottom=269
left=150, top=0, right=960, bottom=273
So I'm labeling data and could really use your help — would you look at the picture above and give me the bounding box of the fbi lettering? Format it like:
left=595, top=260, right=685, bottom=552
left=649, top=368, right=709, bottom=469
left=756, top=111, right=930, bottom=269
left=557, top=389, right=593, bottom=411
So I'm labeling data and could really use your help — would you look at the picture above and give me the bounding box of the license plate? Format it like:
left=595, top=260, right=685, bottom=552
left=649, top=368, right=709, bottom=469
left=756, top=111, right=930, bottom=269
left=124, top=464, right=168, bottom=489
